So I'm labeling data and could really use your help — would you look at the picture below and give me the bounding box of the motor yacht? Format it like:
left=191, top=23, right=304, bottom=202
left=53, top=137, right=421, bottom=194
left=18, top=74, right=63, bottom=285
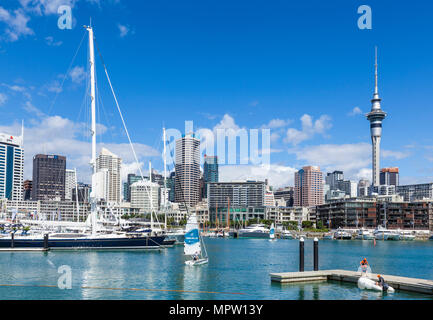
left=237, top=224, right=270, bottom=238
left=355, top=228, right=375, bottom=240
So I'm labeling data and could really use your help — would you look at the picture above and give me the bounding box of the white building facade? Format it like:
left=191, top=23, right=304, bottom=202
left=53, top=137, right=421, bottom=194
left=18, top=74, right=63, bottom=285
left=0, top=133, right=24, bottom=201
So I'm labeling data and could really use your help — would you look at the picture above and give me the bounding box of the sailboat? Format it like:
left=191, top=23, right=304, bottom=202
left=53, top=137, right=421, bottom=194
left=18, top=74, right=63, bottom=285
left=269, top=223, right=276, bottom=241
left=0, top=23, right=167, bottom=250
left=184, top=213, right=208, bottom=266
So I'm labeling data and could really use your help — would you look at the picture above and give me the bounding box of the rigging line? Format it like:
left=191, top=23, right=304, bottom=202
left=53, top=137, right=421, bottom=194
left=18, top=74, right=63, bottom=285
left=93, top=36, right=158, bottom=220
left=46, top=29, right=87, bottom=117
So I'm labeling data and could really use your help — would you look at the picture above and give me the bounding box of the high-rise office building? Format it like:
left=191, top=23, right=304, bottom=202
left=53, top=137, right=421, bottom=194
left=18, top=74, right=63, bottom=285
left=325, top=171, right=344, bottom=190
left=366, top=48, right=387, bottom=186
left=203, top=155, right=218, bottom=198
left=358, top=179, right=370, bottom=197
left=65, top=169, right=76, bottom=201
left=274, top=187, right=294, bottom=207
left=208, top=181, right=265, bottom=209
left=167, top=171, right=176, bottom=202
left=124, top=173, right=143, bottom=202
left=380, top=167, right=399, bottom=186
left=175, top=134, right=200, bottom=207
left=23, top=179, right=32, bottom=200
left=130, top=179, right=160, bottom=213
left=72, top=182, right=91, bottom=203
left=0, top=133, right=24, bottom=200
left=96, top=148, right=122, bottom=203
left=32, top=154, right=66, bottom=201
left=294, top=166, right=323, bottom=207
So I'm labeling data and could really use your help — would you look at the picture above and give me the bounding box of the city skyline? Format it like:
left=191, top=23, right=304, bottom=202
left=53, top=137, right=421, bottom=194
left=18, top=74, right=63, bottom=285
left=0, top=1, right=433, bottom=188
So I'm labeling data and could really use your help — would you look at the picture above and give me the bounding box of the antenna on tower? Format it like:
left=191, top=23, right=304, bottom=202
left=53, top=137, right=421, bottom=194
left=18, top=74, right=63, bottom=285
left=374, top=46, right=378, bottom=95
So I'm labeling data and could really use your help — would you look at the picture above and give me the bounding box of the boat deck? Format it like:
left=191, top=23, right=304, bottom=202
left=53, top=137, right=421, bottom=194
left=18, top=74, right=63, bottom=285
left=270, top=269, right=433, bottom=295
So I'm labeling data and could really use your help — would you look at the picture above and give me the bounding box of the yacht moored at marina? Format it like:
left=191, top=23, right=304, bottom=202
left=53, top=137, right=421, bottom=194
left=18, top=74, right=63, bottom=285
left=373, top=226, right=400, bottom=240
left=355, top=228, right=375, bottom=240
left=237, top=224, right=270, bottom=238
left=334, top=229, right=352, bottom=240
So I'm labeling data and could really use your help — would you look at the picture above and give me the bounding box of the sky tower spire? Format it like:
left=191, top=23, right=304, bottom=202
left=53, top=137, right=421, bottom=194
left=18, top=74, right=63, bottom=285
left=367, top=46, right=387, bottom=187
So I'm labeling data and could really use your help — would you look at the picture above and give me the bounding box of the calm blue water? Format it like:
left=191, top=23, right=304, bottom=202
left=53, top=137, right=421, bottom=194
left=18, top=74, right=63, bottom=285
left=0, top=238, right=432, bottom=300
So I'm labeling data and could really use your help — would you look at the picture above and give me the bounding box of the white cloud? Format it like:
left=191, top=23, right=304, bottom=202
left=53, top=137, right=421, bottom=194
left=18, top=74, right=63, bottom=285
left=348, top=107, right=363, bottom=116
left=69, top=66, right=86, bottom=84
left=0, top=7, right=34, bottom=41
left=0, top=115, right=159, bottom=183
left=23, top=101, right=45, bottom=117
left=249, top=100, right=259, bottom=107
left=118, top=24, right=130, bottom=38
left=45, top=36, right=62, bottom=46
left=382, top=150, right=410, bottom=160
left=220, top=164, right=297, bottom=188
left=19, top=0, right=77, bottom=16
left=289, top=143, right=409, bottom=182
left=285, top=114, right=332, bottom=146
left=262, top=118, right=292, bottom=129
left=0, top=93, right=7, bottom=106
left=213, top=114, right=242, bottom=132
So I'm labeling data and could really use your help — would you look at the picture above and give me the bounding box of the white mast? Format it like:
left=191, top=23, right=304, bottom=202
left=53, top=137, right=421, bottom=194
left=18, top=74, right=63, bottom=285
left=85, top=22, right=98, bottom=236
left=163, top=127, right=167, bottom=230
left=149, top=160, right=153, bottom=232
left=74, top=168, right=80, bottom=222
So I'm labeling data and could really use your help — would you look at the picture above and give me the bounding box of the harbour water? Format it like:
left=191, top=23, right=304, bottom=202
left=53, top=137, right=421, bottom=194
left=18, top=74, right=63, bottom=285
left=0, top=238, right=432, bottom=300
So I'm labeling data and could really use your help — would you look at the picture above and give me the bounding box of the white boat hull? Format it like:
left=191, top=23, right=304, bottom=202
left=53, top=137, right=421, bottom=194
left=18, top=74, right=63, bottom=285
left=185, top=258, right=208, bottom=266
left=357, top=276, right=395, bottom=293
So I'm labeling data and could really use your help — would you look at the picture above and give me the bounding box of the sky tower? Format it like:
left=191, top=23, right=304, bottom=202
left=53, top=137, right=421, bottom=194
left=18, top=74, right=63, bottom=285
left=367, top=47, right=387, bottom=187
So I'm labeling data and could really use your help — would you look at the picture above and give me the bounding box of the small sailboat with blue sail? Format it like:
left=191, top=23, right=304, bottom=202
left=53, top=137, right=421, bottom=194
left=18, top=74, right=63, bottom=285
left=269, top=223, right=276, bottom=241
left=184, top=213, right=208, bottom=266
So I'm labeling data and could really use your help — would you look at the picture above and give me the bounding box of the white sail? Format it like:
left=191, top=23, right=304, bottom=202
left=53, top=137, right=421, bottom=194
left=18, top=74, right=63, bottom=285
left=270, top=223, right=275, bottom=239
left=184, top=214, right=201, bottom=256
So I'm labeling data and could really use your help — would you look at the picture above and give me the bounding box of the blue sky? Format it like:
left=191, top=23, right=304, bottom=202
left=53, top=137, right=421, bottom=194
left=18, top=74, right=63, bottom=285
left=0, top=0, right=432, bottom=187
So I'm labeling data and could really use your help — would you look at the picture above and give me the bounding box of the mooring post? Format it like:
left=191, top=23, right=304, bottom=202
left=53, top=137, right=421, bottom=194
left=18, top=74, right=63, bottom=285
left=11, top=232, right=14, bottom=248
left=314, top=237, right=319, bottom=271
left=299, top=237, right=304, bottom=272
left=43, top=233, right=49, bottom=250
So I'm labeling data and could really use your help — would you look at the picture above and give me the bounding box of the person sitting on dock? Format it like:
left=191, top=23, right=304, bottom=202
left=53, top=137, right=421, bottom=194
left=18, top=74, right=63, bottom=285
left=377, top=274, right=389, bottom=292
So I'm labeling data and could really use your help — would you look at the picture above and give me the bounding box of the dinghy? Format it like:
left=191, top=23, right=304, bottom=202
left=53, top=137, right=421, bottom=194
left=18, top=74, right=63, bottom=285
left=269, top=223, right=276, bottom=241
left=184, top=213, right=208, bottom=266
left=357, top=276, right=395, bottom=293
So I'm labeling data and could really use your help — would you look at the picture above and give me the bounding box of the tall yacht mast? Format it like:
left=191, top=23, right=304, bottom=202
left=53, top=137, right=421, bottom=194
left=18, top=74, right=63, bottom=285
left=163, top=127, right=167, bottom=229
left=85, top=22, right=98, bottom=236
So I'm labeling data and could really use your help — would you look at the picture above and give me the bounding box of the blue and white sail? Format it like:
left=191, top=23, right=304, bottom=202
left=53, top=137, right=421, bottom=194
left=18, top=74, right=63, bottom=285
left=184, top=214, right=201, bottom=256
left=269, top=223, right=275, bottom=239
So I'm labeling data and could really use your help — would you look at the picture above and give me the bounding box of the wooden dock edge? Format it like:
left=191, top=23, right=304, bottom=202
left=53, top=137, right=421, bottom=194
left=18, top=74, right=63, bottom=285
left=270, top=270, right=433, bottom=295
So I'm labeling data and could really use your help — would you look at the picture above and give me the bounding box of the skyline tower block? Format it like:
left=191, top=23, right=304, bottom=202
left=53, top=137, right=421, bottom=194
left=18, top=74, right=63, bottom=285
left=366, top=47, right=387, bottom=187
left=0, top=133, right=24, bottom=201
left=203, top=155, right=218, bottom=198
left=175, top=133, right=200, bottom=207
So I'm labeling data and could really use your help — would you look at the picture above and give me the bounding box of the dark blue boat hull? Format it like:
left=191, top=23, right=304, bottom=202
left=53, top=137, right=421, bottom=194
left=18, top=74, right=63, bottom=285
left=0, top=236, right=166, bottom=249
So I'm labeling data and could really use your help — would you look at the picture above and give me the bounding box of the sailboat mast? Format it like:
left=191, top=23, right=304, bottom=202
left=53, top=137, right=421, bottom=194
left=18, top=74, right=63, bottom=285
left=85, top=23, right=97, bottom=236
left=149, top=160, right=153, bottom=231
left=227, top=196, right=230, bottom=229
left=163, top=127, right=167, bottom=229
left=74, top=168, right=80, bottom=222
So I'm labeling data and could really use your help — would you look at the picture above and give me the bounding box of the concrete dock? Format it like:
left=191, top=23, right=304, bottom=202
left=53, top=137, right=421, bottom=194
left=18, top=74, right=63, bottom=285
left=270, top=270, right=433, bottom=295
left=0, top=248, right=49, bottom=252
